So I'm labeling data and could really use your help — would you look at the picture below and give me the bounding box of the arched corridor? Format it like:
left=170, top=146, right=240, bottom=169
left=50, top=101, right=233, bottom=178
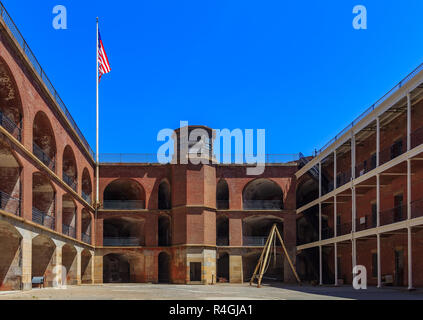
left=62, top=145, right=78, bottom=191
left=62, top=244, right=77, bottom=285
left=32, top=173, right=55, bottom=230
left=216, top=216, right=229, bottom=246
left=103, top=179, right=145, bottom=210
left=103, top=217, right=145, bottom=247
left=0, top=140, right=21, bottom=216
left=81, top=168, right=92, bottom=204
left=0, top=57, right=23, bottom=141
left=217, top=252, right=229, bottom=282
left=62, top=194, right=76, bottom=238
left=81, top=249, right=93, bottom=284
left=158, top=215, right=171, bottom=247
left=103, top=254, right=131, bottom=283
left=32, top=235, right=56, bottom=287
left=242, top=216, right=283, bottom=246
left=0, top=221, right=22, bottom=290
left=158, top=180, right=171, bottom=210
left=33, top=111, right=56, bottom=171
left=243, top=179, right=284, bottom=210
left=216, top=179, right=229, bottom=210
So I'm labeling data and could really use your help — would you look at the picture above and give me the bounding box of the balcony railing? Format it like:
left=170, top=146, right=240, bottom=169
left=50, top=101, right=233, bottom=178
left=82, top=232, right=91, bottom=244
left=336, top=171, right=352, bottom=188
left=217, top=237, right=229, bottom=246
left=0, top=110, right=21, bottom=141
left=102, top=200, right=145, bottom=210
left=411, top=198, right=423, bottom=219
left=355, top=215, right=376, bottom=232
left=103, top=237, right=142, bottom=246
left=355, top=155, right=377, bottom=179
left=379, top=139, right=405, bottom=166
left=216, top=200, right=229, bottom=210
left=243, top=200, right=283, bottom=210
left=243, top=236, right=269, bottom=246
left=82, top=191, right=91, bottom=204
left=0, top=190, right=20, bottom=216
left=62, top=224, right=76, bottom=238
left=32, top=208, right=55, bottom=230
left=63, top=172, right=77, bottom=191
left=380, top=205, right=407, bottom=226
left=33, top=143, right=55, bottom=171
left=0, top=2, right=94, bottom=158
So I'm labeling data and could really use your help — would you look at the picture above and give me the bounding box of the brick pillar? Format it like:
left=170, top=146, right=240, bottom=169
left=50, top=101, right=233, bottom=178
left=229, top=218, right=243, bottom=246
left=21, top=165, right=33, bottom=221
left=52, top=240, right=64, bottom=287
left=95, top=217, right=103, bottom=246
left=56, top=191, right=63, bottom=233
left=18, top=228, right=33, bottom=290
left=76, top=206, right=82, bottom=241
left=90, top=212, right=95, bottom=246
left=145, top=215, right=158, bottom=247
left=229, top=254, right=243, bottom=283
left=93, top=252, right=103, bottom=284
left=76, top=247, right=82, bottom=285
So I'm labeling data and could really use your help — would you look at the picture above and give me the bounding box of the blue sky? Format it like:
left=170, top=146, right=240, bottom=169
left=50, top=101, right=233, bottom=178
left=4, top=0, right=423, bottom=156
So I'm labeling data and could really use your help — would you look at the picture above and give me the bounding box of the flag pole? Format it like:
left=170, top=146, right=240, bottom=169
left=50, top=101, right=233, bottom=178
left=96, top=17, right=99, bottom=207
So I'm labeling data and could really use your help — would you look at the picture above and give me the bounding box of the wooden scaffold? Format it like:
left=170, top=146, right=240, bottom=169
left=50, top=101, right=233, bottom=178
left=249, top=224, right=301, bottom=288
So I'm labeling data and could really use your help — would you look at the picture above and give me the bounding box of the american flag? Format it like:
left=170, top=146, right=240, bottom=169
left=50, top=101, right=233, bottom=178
left=98, top=29, right=111, bottom=80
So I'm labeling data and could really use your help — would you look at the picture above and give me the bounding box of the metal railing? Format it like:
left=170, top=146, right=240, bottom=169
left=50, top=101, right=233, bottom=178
left=99, top=153, right=301, bottom=164
left=379, top=139, right=405, bottom=166
left=102, top=200, right=145, bottom=210
left=0, top=190, right=20, bottom=216
left=63, top=172, right=77, bottom=191
left=33, top=142, right=55, bottom=171
left=243, top=200, right=283, bottom=210
left=0, top=110, right=21, bottom=141
left=32, top=207, right=55, bottom=230
left=380, top=205, right=407, bottom=226
left=81, top=191, right=91, bottom=204
left=103, top=237, right=141, bottom=246
left=337, top=222, right=352, bottom=236
left=314, top=62, right=423, bottom=156
left=355, top=155, right=377, bottom=179
left=62, top=224, right=76, bottom=238
left=355, top=215, right=376, bottom=232
left=216, top=200, right=229, bottom=210
left=243, top=236, right=270, bottom=246
left=0, top=2, right=94, bottom=158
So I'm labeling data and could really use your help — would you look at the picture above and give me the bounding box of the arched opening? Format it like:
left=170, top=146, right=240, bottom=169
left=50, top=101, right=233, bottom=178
left=296, top=177, right=319, bottom=208
left=243, top=179, right=283, bottom=210
left=0, top=140, right=21, bottom=216
left=216, top=179, right=229, bottom=210
left=32, top=235, right=56, bottom=287
left=0, top=221, right=22, bottom=290
left=33, top=111, right=56, bottom=171
left=242, top=216, right=283, bottom=246
left=158, top=252, right=171, bottom=283
left=158, top=215, right=171, bottom=247
left=0, top=57, right=23, bottom=141
left=81, top=168, right=92, bottom=204
left=62, top=194, right=76, bottom=238
left=81, top=209, right=92, bottom=244
left=103, top=179, right=145, bottom=210
left=62, top=244, right=77, bottom=285
left=103, top=254, right=130, bottom=283
left=81, top=249, right=93, bottom=284
left=158, top=180, right=171, bottom=210
left=32, top=172, right=55, bottom=230
left=62, top=145, right=77, bottom=191
left=243, top=252, right=284, bottom=283
left=216, top=216, right=229, bottom=246
left=217, top=252, right=229, bottom=282
left=103, top=217, right=145, bottom=246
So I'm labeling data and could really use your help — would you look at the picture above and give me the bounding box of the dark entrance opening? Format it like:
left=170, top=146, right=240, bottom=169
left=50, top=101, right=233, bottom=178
left=158, top=215, right=171, bottom=247
left=394, top=249, right=404, bottom=286
left=158, top=252, right=171, bottom=283
left=103, top=254, right=130, bottom=283
left=217, top=253, right=229, bottom=282
left=190, top=262, right=201, bottom=282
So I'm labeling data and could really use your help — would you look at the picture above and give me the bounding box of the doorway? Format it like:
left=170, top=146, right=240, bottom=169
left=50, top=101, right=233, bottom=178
left=394, top=249, right=404, bottom=286
left=190, top=262, right=201, bottom=282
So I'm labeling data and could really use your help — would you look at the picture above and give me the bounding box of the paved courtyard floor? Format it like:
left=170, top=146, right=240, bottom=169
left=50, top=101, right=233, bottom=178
left=0, top=283, right=422, bottom=300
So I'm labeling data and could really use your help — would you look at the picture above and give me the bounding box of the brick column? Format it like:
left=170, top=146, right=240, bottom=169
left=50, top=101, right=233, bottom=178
left=76, top=247, right=83, bottom=285
left=145, top=215, right=158, bottom=247
left=229, top=254, right=243, bottom=283
left=229, top=218, right=243, bottom=246
left=52, top=240, right=64, bottom=287
left=21, top=165, right=33, bottom=221
left=17, top=228, right=33, bottom=290
left=76, top=206, right=82, bottom=241
left=93, top=251, right=103, bottom=284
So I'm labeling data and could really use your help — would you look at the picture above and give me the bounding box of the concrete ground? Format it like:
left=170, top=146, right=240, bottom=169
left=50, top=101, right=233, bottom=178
left=0, top=283, right=422, bottom=300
